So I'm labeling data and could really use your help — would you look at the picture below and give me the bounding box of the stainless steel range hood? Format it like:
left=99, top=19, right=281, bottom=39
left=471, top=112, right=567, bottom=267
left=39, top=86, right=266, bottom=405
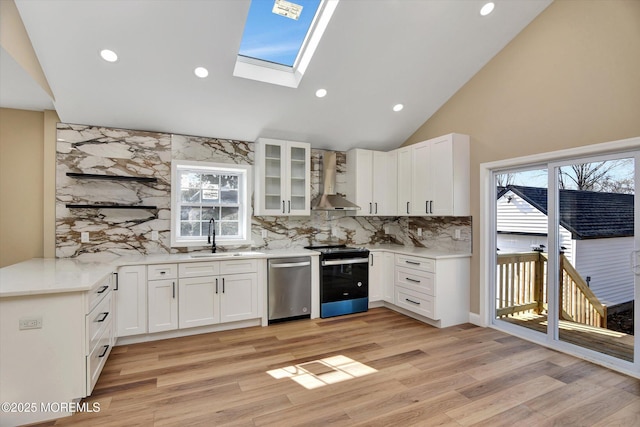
left=311, top=151, right=360, bottom=211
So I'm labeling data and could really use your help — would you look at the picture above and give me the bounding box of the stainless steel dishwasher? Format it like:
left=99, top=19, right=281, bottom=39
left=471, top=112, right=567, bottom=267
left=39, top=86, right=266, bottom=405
left=268, top=257, right=312, bottom=323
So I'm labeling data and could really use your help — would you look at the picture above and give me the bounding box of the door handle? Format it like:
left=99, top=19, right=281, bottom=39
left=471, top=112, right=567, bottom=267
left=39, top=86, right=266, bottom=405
left=406, top=201, right=410, bottom=214
left=631, top=250, right=640, bottom=274
left=172, top=282, right=176, bottom=299
left=215, top=278, right=218, bottom=294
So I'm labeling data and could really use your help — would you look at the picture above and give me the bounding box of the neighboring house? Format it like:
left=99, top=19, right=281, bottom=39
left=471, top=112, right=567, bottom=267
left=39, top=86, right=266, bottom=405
left=496, top=185, right=635, bottom=307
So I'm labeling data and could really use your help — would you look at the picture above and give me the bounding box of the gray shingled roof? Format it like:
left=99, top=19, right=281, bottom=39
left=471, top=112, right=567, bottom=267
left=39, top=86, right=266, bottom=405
left=498, top=185, right=634, bottom=239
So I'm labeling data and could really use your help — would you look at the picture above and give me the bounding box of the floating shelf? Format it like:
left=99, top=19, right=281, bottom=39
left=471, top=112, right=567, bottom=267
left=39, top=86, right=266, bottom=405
left=66, top=172, right=157, bottom=183
left=65, top=204, right=158, bottom=210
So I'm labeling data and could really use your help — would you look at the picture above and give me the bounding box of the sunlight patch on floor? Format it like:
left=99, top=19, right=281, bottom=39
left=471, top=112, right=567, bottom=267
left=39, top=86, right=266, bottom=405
left=266, top=355, right=377, bottom=389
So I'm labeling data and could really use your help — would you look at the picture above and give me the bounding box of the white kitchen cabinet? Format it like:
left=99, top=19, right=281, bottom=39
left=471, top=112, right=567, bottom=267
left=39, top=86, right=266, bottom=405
left=148, top=278, right=178, bottom=333
left=219, top=272, right=258, bottom=323
left=179, top=275, right=220, bottom=328
left=394, top=133, right=469, bottom=216
left=368, top=251, right=394, bottom=303
left=392, top=254, right=469, bottom=327
left=346, top=149, right=397, bottom=216
left=115, top=265, right=147, bottom=337
left=255, top=138, right=311, bottom=216
left=396, top=146, right=412, bottom=215
left=179, top=259, right=258, bottom=327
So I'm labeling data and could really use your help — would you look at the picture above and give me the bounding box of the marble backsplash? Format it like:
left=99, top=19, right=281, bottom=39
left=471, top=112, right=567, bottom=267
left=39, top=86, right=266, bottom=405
left=56, top=123, right=471, bottom=259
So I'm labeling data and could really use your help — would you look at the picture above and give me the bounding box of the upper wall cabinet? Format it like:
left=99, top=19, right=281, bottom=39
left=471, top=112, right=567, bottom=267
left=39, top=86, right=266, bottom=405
left=255, top=138, right=311, bottom=216
left=345, top=149, right=397, bottom=216
left=394, top=133, right=470, bottom=216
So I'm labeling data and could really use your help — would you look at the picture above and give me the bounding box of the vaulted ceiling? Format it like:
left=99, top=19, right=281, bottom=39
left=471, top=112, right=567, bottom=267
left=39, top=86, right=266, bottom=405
left=2, top=0, right=551, bottom=151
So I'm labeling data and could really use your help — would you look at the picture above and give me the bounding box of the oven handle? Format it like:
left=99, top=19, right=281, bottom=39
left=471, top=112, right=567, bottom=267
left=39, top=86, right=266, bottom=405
left=270, top=261, right=311, bottom=268
left=322, top=258, right=369, bottom=266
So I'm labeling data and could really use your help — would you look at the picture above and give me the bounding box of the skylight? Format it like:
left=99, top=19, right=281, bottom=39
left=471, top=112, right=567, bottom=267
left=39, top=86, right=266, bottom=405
left=234, top=0, right=339, bottom=88
left=239, top=0, right=322, bottom=67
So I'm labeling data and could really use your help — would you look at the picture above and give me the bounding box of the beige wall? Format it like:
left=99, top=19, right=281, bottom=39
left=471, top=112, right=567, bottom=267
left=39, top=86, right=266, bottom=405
left=404, top=0, right=640, bottom=313
left=0, top=108, right=44, bottom=267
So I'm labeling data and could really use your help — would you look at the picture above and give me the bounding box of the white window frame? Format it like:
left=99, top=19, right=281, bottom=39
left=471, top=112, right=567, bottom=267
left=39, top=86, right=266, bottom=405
left=171, top=160, right=252, bottom=247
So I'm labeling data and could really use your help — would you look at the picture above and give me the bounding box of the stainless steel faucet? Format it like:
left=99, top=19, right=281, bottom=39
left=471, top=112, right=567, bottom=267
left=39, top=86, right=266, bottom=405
left=208, top=218, right=216, bottom=253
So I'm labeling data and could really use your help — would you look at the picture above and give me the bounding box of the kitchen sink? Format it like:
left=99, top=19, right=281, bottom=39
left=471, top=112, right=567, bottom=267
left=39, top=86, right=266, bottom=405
left=189, top=251, right=263, bottom=259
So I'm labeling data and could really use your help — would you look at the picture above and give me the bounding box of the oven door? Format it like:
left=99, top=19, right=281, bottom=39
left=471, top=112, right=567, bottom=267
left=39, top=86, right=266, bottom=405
left=321, top=258, right=369, bottom=303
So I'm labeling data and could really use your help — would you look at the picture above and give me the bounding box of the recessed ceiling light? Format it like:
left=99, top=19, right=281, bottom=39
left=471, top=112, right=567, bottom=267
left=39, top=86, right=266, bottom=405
left=194, top=67, right=209, bottom=78
left=480, top=2, right=495, bottom=16
left=100, top=49, right=118, bottom=62
left=315, top=88, right=327, bottom=98
left=393, top=104, right=404, bottom=112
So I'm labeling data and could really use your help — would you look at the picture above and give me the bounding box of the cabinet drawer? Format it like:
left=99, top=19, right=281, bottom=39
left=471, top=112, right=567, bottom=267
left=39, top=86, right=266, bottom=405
left=220, top=258, right=257, bottom=274
left=87, top=321, right=113, bottom=394
left=148, top=264, right=178, bottom=280
left=88, top=274, right=112, bottom=312
left=395, top=255, right=435, bottom=273
left=87, top=291, right=113, bottom=353
left=179, top=262, right=220, bottom=278
left=395, top=266, right=435, bottom=296
left=395, top=286, right=436, bottom=319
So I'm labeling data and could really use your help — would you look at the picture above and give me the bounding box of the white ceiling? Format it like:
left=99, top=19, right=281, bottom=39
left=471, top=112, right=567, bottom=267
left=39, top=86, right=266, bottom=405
left=5, top=0, right=551, bottom=151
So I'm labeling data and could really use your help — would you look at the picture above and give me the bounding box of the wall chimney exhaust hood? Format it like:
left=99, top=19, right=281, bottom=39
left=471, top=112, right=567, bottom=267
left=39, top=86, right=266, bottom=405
left=311, top=151, right=360, bottom=211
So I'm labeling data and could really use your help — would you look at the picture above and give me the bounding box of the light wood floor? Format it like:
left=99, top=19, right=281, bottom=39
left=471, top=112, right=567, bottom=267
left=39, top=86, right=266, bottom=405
left=29, top=308, right=640, bottom=427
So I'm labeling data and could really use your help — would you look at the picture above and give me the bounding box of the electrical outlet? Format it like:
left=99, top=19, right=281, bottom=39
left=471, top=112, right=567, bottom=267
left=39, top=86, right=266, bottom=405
left=454, top=229, right=461, bottom=240
left=151, top=230, right=159, bottom=240
left=261, top=230, right=268, bottom=238
left=81, top=232, right=90, bottom=243
left=417, top=228, right=422, bottom=237
left=19, top=317, right=42, bottom=330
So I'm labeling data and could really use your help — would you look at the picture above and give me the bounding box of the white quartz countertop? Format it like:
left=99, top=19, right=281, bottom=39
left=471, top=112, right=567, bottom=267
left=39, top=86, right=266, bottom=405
left=0, top=258, right=117, bottom=298
left=0, top=249, right=319, bottom=298
left=366, top=244, right=471, bottom=259
left=0, top=245, right=469, bottom=298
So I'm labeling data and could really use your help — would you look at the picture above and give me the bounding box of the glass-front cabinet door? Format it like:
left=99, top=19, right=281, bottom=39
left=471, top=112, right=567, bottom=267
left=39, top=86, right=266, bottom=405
left=286, top=142, right=310, bottom=215
left=256, top=138, right=310, bottom=216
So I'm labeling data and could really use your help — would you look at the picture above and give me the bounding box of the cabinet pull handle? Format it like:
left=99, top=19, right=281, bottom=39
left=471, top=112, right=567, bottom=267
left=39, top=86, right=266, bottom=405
left=282, top=200, right=285, bottom=213
left=222, top=278, right=225, bottom=293
left=215, top=278, right=218, bottom=294
left=98, top=345, right=110, bottom=358
left=97, top=285, right=108, bottom=294
left=430, top=200, right=433, bottom=214
left=160, top=271, right=166, bottom=275
left=375, top=202, right=378, bottom=214
left=288, top=200, right=291, bottom=214
left=405, top=298, right=421, bottom=305
left=114, top=272, right=119, bottom=291
left=406, top=277, right=421, bottom=283
left=96, top=312, right=109, bottom=322
left=405, top=260, right=420, bottom=265
left=425, top=201, right=428, bottom=213
left=370, top=254, right=374, bottom=266
left=369, top=202, right=372, bottom=214
left=172, top=282, right=176, bottom=299
left=406, top=201, right=410, bottom=214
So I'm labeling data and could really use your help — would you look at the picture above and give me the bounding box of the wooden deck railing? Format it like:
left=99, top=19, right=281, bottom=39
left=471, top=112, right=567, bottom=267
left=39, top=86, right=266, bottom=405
left=496, top=252, right=607, bottom=328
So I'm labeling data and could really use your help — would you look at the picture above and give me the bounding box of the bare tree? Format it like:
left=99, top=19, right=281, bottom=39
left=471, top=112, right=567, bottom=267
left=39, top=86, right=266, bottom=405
left=558, top=160, right=634, bottom=194
left=496, top=173, right=515, bottom=187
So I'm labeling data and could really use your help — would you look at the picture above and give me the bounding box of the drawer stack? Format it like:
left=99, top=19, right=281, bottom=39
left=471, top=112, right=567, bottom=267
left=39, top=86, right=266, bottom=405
left=85, top=273, right=115, bottom=393
left=394, top=254, right=437, bottom=319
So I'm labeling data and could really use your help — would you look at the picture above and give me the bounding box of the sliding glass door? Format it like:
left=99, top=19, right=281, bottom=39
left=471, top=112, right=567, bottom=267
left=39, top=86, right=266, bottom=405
left=492, top=150, right=639, bottom=372
left=550, top=155, right=636, bottom=363
left=494, top=167, right=549, bottom=336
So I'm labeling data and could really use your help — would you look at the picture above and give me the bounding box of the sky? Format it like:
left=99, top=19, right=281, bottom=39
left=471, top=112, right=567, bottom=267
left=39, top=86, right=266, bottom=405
left=497, top=158, right=635, bottom=193
left=239, top=0, right=322, bottom=67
